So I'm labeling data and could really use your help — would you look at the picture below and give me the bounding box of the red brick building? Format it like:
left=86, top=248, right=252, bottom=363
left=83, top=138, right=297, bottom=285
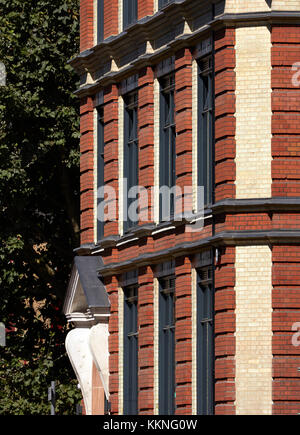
left=63, top=0, right=300, bottom=415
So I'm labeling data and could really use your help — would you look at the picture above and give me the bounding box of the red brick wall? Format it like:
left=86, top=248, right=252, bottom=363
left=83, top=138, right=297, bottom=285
left=80, top=96, right=94, bottom=244
left=81, top=0, right=155, bottom=49
left=138, top=67, right=155, bottom=224
left=138, top=266, right=155, bottom=414
left=214, top=246, right=236, bottom=415
left=175, top=48, right=193, bottom=217
left=214, top=28, right=236, bottom=202
left=138, top=0, right=154, bottom=20
left=103, top=84, right=119, bottom=236
left=272, top=245, right=300, bottom=415
left=104, top=0, right=118, bottom=39
left=106, top=275, right=120, bottom=415
left=80, top=0, right=94, bottom=51
left=272, top=25, right=300, bottom=197
left=175, top=256, right=192, bottom=414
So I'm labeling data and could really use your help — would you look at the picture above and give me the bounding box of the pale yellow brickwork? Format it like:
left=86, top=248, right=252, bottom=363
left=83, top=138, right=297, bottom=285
left=118, top=96, right=124, bottom=235
left=153, top=79, right=160, bottom=224
left=235, top=245, right=273, bottom=415
left=191, top=268, right=197, bottom=415
left=118, top=286, right=124, bottom=414
left=235, top=26, right=272, bottom=199
left=272, top=1, right=300, bottom=10
left=225, top=0, right=270, bottom=12
left=153, top=278, right=159, bottom=414
left=192, top=60, right=198, bottom=213
left=118, top=0, right=123, bottom=33
left=93, top=108, right=98, bottom=243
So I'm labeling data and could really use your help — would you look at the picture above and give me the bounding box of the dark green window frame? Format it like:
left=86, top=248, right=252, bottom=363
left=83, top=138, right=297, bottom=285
left=198, top=55, right=213, bottom=207
left=123, top=90, right=139, bottom=232
left=197, top=264, right=214, bottom=415
left=159, top=274, right=176, bottom=415
left=97, top=106, right=105, bottom=241
left=158, top=0, right=174, bottom=9
left=123, top=282, right=138, bottom=415
left=97, top=0, right=104, bottom=43
left=159, top=73, right=176, bottom=222
left=123, top=0, right=137, bottom=29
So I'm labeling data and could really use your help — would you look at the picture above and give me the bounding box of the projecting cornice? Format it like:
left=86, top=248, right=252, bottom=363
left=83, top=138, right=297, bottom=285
left=95, top=230, right=300, bottom=276
left=211, top=197, right=300, bottom=214
left=70, top=0, right=221, bottom=96
left=70, top=0, right=300, bottom=98
left=72, top=197, right=300, bottom=275
left=74, top=198, right=300, bottom=254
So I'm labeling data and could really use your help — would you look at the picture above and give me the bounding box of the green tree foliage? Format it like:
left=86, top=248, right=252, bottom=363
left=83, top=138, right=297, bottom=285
left=0, top=0, right=82, bottom=414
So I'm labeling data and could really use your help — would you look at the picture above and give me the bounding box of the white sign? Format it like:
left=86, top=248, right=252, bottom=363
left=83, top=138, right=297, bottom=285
left=0, top=323, right=5, bottom=347
left=0, top=62, right=6, bottom=86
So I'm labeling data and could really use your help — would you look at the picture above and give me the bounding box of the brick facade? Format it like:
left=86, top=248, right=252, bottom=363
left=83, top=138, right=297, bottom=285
left=214, top=246, right=236, bottom=415
left=80, top=96, right=94, bottom=244
left=80, top=0, right=94, bottom=52
left=214, top=28, right=236, bottom=202
left=272, top=25, right=300, bottom=197
left=272, top=246, right=300, bottom=414
left=175, top=256, right=192, bottom=414
left=70, top=0, right=300, bottom=416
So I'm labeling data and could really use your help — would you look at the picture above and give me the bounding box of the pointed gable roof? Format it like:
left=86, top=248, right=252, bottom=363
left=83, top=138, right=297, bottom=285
left=63, top=256, right=110, bottom=327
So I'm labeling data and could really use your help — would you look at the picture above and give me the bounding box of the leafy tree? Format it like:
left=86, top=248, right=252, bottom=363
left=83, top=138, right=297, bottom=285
left=0, top=0, right=82, bottom=414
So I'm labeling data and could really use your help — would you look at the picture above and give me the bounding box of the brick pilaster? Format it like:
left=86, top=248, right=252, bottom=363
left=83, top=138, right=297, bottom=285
left=106, top=275, right=120, bottom=415
left=104, top=84, right=119, bottom=236
left=271, top=25, right=300, bottom=197
left=138, top=67, right=155, bottom=224
left=80, top=96, right=94, bottom=244
left=214, top=28, right=236, bottom=201
left=80, top=0, right=94, bottom=51
left=214, top=246, right=236, bottom=415
left=175, top=48, right=193, bottom=218
left=138, top=0, right=154, bottom=20
left=138, top=266, right=155, bottom=414
left=175, top=256, right=192, bottom=414
left=272, top=245, right=300, bottom=415
left=104, top=0, right=119, bottom=39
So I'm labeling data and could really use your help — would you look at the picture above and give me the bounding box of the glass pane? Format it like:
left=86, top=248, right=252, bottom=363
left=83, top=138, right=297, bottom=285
left=198, top=56, right=213, bottom=206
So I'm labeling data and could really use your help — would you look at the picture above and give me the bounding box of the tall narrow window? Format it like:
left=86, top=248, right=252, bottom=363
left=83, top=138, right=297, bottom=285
left=123, top=0, right=137, bottom=29
left=159, top=274, right=176, bottom=415
left=197, top=264, right=214, bottom=415
left=158, top=0, right=174, bottom=8
left=97, top=0, right=104, bottom=43
left=97, top=107, right=105, bottom=241
left=123, top=282, right=138, bottom=415
left=124, top=91, right=138, bottom=232
left=198, top=55, right=213, bottom=206
left=159, top=73, right=176, bottom=221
